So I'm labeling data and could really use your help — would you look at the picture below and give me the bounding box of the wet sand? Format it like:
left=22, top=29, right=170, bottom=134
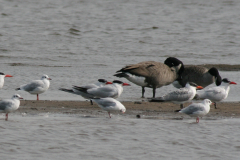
left=17, top=100, right=240, bottom=119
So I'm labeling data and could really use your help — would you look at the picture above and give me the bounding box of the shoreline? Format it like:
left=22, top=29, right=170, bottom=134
left=16, top=100, right=240, bottom=119
left=187, top=64, right=240, bottom=71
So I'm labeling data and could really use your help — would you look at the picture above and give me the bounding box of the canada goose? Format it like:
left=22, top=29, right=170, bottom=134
left=114, top=57, right=184, bottom=98
left=91, top=98, right=126, bottom=118
left=175, top=99, right=212, bottom=123
left=72, top=80, right=130, bottom=99
left=0, top=94, right=23, bottom=121
left=164, top=59, right=222, bottom=88
left=195, top=78, right=237, bottom=109
left=59, top=79, right=112, bottom=105
left=16, top=75, right=51, bottom=100
left=149, top=82, right=203, bottom=108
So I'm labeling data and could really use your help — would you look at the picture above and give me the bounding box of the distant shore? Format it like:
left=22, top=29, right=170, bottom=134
left=189, top=64, right=240, bottom=71
left=16, top=100, right=240, bottom=119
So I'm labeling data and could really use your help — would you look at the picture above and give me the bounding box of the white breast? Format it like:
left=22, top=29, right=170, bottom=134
left=125, top=73, right=148, bottom=87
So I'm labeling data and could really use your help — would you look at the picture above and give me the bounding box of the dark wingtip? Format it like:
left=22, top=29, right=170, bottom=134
left=113, top=73, right=128, bottom=78
left=15, top=88, right=20, bottom=91
left=59, top=88, right=74, bottom=93
left=174, top=110, right=181, bottom=112
left=72, top=85, right=88, bottom=92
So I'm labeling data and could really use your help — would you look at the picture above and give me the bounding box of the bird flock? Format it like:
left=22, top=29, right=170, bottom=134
left=0, top=57, right=237, bottom=123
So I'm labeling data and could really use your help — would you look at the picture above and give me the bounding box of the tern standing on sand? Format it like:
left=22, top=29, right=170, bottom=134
left=195, top=78, right=237, bottom=109
left=16, top=74, right=51, bottom=100
left=91, top=97, right=126, bottom=118
left=0, top=72, right=13, bottom=89
left=72, top=80, right=130, bottom=99
left=176, top=99, right=213, bottom=123
left=59, top=79, right=112, bottom=104
left=149, top=82, right=203, bottom=108
left=0, top=94, right=23, bottom=121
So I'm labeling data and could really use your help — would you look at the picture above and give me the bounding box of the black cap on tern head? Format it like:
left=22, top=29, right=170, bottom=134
left=188, top=82, right=203, bottom=90
left=0, top=72, right=4, bottom=75
left=112, top=80, right=124, bottom=84
left=98, top=79, right=107, bottom=83
left=189, top=82, right=198, bottom=87
left=222, top=78, right=230, bottom=83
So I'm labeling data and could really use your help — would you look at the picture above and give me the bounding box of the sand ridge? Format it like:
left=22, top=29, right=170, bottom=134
left=16, top=100, right=240, bottom=119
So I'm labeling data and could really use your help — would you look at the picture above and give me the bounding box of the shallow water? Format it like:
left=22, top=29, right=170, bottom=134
left=0, top=0, right=239, bottom=101
left=1, top=114, right=240, bottom=160
left=0, top=0, right=240, bottom=159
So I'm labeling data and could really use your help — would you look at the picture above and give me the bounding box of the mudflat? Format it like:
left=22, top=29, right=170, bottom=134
left=16, top=100, right=240, bottom=119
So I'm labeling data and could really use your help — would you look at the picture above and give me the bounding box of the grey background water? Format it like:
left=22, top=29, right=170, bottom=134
left=1, top=114, right=240, bottom=160
left=0, top=0, right=240, bottom=159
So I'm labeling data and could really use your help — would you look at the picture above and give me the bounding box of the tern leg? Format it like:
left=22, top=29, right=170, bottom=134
left=214, top=102, right=217, bottom=109
left=37, top=94, right=39, bottom=101
left=196, top=117, right=199, bottom=123
left=180, top=104, right=183, bottom=109
left=108, top=112, right=111, bottom=118
left=90, top=100, right=93, bottom=105
left=5, top=113, right=8, bottom=121
left=141, top=87, right=145, bottom=98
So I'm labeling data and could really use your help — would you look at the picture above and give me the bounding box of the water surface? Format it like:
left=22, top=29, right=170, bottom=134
left=0, top=0, right=240, bottom=159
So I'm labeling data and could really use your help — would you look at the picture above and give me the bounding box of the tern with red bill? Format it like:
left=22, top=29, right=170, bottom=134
left=149, top=82, right=203, bottom=108
left=59, top=79, right=112, bottom=104
left=16, top=74, right=51, bottom=100
left=73, top=80, right=130, bottom=99
left=0, top=94, right=23, bottom=121
left=0, top=72, right=13, bottom=89
left=195, top=78, right=237, bottom=109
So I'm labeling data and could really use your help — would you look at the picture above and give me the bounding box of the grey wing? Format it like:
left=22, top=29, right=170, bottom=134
left=0, top=100, right=12, bottom=110
left=93, top=99, right=116, bottom=107
left=88, top=86, right=117, bottom=98
left=81, top=84, right=98, bottom=89
left=181, top=104, right=204, bottom=115
left=163, top=88, right=192, bottom=101
left=22, top=81, right=43, bottom=91
left=60, top=88, right=82, bottom=95
left=197, top=87, right=224, bottom=99
left=205, top=88, right=223, bottom=95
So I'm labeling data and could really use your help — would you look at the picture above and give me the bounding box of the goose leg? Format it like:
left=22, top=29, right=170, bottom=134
left=180, top=104, right=183, bottom=109
left=141, top=87, right=145, bottom=98
left=152, top=87, right=156, bottom=98
left=214, top=102, right=217, bottom=109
